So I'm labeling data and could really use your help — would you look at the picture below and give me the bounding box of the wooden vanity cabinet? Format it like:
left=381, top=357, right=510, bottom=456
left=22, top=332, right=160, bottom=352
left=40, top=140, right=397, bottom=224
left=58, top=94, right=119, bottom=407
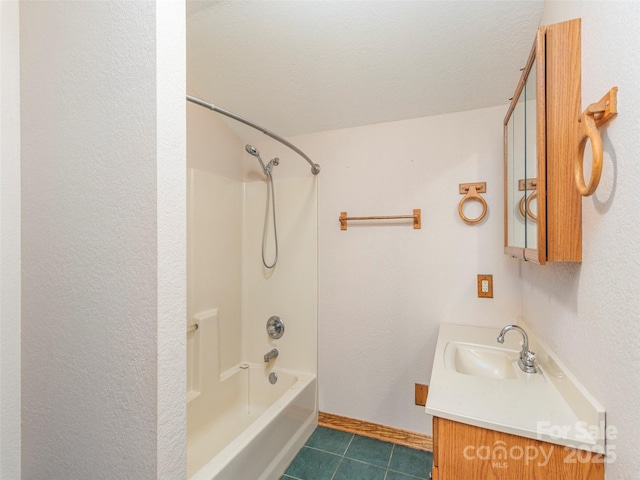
left=504, top=18, right=582, bottom=264
left=431, top=417, right=604, bottom=480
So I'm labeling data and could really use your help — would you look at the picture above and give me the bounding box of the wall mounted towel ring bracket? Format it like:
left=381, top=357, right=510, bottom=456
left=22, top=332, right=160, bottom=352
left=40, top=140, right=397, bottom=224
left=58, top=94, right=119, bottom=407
left=576, top=87, right=618, bottom=196
left=518, top=178, right=538, bottom=222
left=458, top=182, right=487, bottom=225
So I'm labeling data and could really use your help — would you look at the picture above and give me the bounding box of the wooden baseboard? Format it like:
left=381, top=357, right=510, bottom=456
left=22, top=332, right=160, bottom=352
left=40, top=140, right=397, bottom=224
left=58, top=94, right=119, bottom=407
left=318, top=411, right=433, bottom=452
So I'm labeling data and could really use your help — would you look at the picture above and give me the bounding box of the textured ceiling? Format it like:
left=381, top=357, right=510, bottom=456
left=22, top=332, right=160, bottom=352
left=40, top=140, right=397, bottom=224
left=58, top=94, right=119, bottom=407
left=187, top=1, right=544, bottom=142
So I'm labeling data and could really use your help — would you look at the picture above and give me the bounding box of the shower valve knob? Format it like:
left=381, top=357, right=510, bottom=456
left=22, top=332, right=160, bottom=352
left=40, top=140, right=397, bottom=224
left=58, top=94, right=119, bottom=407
left=266, top=316, right=285, bottom=339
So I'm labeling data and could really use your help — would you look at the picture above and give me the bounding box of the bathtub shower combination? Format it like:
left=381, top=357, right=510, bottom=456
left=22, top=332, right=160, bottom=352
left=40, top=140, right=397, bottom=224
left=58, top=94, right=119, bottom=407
left=186, top=309, right=317, bottom=479
left=188, top=358, right=316, bottom=479
left=187, top=95, right=319, bottom=480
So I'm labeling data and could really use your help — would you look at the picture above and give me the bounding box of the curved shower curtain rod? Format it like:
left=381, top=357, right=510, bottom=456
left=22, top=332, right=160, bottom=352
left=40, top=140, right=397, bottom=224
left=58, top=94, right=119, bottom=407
left=186, top=95, right=321, bottom=175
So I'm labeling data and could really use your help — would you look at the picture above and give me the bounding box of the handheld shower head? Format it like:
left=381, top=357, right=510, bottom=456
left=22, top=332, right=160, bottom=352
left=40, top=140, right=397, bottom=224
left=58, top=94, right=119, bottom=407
left=245, top=145, right=259, bottom=157
left=245, top=144, right=267, bottom=173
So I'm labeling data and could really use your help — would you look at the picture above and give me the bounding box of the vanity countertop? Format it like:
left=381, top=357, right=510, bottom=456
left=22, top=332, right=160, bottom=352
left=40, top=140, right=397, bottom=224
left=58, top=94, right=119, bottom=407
left=425, top=323, right=606, bottom=452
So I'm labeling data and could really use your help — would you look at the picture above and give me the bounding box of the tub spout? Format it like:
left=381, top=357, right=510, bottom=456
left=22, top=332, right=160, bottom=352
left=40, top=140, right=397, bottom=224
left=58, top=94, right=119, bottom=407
left=263, top=348, right=279, bottom=362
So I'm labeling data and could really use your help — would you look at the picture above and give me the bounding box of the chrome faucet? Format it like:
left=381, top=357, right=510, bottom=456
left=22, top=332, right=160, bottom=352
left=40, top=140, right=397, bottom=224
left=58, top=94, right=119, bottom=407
left=497, top=325, right=537, bottom=374
left=263, top=348, right=279, bottom=363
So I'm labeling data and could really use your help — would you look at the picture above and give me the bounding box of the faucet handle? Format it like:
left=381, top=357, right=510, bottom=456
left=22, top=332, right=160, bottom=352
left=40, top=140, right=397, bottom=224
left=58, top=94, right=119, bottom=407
left=519, top=350, right=537, bottom=373
left=522, top=349, right=536, bottom=364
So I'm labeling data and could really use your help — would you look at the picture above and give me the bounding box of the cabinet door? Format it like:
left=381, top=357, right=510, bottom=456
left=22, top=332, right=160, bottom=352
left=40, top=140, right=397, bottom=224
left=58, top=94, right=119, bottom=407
left=543, top=18, right=582, bottom=262
left=431, top=417, right=439, bottom=480
left=430, top=466, right=439, bottom=480
left=434, top=418, right=604, bottom=480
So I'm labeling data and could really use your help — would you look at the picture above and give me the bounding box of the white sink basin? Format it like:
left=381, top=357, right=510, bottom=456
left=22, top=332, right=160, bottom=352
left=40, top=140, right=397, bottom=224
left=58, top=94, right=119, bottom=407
left=446, top=342, right=518, bottom=380
left=426, top=324, right=606, bottom=453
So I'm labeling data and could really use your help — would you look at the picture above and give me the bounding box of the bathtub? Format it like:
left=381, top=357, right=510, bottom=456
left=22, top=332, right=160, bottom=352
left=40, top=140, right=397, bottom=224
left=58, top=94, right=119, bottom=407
left=187, top=364, right=317, bottom=480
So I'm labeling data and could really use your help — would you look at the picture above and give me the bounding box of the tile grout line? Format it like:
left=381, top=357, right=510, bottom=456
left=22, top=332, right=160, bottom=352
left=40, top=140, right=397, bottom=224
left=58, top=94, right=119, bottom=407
left=388, top=442, right=433, bottom=480
left=302, top=445, right=344, bottom=457
left=340, top=434, right=397, bottom=479
left=294, top=429, right=431, bottom=480
left=329, top=433, right=354, bottom=480
left=387, top=471, right=430, bottom=480
left=342, top=433, right=355, bottom=456
left=383, top=444, right=395, bottom=480
left=329, top=457, right=344, bottom=480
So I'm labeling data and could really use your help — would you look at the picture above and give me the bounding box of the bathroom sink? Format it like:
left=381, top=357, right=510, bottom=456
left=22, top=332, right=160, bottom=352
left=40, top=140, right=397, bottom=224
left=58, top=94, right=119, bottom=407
left=445, top=342, right=518, bottom=380
left=427, top=324, right=605, bottom=453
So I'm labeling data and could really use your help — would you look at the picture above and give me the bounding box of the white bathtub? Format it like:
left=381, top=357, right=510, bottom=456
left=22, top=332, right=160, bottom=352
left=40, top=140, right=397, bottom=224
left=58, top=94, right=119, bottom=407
left=188, top=364, right=317, bottom=480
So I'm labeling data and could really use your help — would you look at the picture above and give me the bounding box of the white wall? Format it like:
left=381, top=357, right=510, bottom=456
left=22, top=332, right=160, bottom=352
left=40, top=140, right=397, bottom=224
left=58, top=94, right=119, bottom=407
left=522, top=3, right=640, bottom=479
left=20, top=2, right=185, bottom=478
left=282, top=105, right=521, bottom=435
left=0, top=1, right=21, bottom=477
left=156, top=1, right=187, bottom=477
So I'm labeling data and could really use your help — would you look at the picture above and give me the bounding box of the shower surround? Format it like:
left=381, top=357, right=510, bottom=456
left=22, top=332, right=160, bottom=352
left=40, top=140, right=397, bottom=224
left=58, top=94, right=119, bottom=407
left=186, top=103, right=318, bottom=479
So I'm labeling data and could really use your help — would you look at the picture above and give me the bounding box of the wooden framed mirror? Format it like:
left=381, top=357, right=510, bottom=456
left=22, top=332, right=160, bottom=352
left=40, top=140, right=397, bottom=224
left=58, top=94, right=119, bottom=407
left=504, top=26, right=545, bottom=263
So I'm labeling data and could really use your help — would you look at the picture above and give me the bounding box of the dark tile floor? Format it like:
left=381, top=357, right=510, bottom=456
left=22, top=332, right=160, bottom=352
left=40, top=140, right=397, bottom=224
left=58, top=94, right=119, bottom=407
left=282, top=426, right=433, bottom=480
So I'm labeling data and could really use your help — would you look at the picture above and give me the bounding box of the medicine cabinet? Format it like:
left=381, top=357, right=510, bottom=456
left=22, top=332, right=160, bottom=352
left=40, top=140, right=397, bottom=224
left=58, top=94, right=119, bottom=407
left=504, top=19, right=582, bottom=264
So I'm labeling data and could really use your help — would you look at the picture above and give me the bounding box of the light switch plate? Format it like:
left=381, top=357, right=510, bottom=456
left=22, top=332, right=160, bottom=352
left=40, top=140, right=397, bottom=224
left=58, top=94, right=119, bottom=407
left=477, top=274, right=493, bottom=298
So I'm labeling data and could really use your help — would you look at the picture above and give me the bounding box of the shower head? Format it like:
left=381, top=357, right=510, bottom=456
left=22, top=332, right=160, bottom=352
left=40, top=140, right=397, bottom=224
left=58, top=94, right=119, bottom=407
left=245, top=145, right=260, bottom=157
left=245, top=144, right=267, bottom=173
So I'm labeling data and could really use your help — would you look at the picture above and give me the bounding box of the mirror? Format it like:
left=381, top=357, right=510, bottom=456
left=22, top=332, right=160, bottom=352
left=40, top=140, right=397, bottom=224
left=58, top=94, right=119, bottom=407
left=504, top=30, right=545, bottom=262
left=523, top=60, right=538, bottom=249
left=506, top=77, right=526, bottom=249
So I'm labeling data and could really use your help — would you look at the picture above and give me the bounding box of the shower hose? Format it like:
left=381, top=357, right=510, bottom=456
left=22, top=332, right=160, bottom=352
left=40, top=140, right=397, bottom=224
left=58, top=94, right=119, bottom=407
left=262, top=171, right=278, bottom=269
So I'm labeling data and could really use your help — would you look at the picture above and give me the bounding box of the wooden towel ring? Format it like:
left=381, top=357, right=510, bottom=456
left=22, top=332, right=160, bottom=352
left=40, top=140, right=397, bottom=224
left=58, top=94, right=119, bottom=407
left=518, top=191, right=538, bottom=222
left=458, top=183, right=487, bottom=225
left=575, top=87, right=618, bottom=196
left=576, top=109, right=603, bottom=197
